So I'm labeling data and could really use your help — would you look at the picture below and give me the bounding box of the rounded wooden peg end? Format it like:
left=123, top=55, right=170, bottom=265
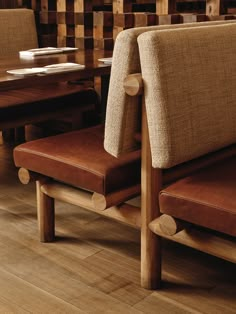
left=18, top=168, right=31, bottom=185
left=158, top=215, right=178, bottom=236
left=123, top=74, right=143, bottom=96
left=92, top=193, right=107, bottom=210
left=149, top=214, right=185, bottom=236
left=158, top=214, right=184, bottom=236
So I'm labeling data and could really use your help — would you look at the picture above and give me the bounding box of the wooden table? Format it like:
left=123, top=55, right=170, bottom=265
left=0, top=49, right=112, bottom=91
left=0, top=49, right=112, bottom=139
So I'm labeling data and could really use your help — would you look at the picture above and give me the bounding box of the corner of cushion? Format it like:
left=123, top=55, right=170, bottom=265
left=152, top=154, right=175, bottom=170
left=137, top=31, right=155, bottom=46
left=104, top=140, right=139, bottom=159
left=103, top=142, right=120, bottom=158
left=115, top=30, right=137, bottom=46
left=159, top=190, right=166, bottom=197
left=13, top=143, right=27, bottom=152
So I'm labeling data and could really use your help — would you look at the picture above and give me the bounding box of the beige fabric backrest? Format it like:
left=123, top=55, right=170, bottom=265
left=104, top=19, right=236, bottom=158
left=0, top=9, right=38, bottom=56
left=138, top=23, right=236, bottom=169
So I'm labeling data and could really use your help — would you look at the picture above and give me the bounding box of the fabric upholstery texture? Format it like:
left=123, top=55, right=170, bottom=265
left=104, top=20, right=236, bottom=158
left=0, top=9, right=38, bottom=56
left=160, top=156, right=236, bottom=236
left=14, top=125, right=141, bottom=195
left=138, top=23, right=236, bottom=168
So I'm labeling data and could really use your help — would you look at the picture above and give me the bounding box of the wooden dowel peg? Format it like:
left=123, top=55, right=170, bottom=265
left=18, top=168, right=44, bottom=185
left=124, top=73, right=143, bottom=96
left=149, top=214, right=187, bottom=236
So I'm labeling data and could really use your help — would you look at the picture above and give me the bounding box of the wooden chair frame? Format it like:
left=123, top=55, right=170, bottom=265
left=18, top=72, right=236, bottom=290
left=124, top=73, right=236, bottom=289
left=18, top=166, right=141, bottom=243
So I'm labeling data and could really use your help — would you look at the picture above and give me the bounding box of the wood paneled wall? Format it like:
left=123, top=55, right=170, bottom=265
left=1, top=0, right=235, bottom=49
left=0, top=0, right=18, bottom=8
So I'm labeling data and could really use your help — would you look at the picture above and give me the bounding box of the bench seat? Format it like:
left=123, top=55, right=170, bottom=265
left=13, top=20, right=236, bottom=289
left=160, top=156, right=236, bottom=237
left=14, top=125, right=141, bottom=195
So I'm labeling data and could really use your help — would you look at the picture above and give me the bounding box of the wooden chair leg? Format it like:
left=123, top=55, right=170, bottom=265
left=141, top=166, right=162, bottom=289
left=36, top=180, right=55, bottom=242
left=141, top=222, right=162, bottom=289
left=2, top=128, right=15, bottom=142
left=141, top=99, right=162, bottom=289
left=15, top=126, right=25, bottom=143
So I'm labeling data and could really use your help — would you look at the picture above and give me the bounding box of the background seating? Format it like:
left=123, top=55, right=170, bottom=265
left=0, top=8, right=99, bottom=141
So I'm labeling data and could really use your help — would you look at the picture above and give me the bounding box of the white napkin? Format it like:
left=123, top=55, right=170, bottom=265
left=7, top=63, right=84, bottom=76
left=44, top=63, right=85, bottom=73
left=19, top=47, right=78, bottom=57
left=98, top=57, right=112, bottom=64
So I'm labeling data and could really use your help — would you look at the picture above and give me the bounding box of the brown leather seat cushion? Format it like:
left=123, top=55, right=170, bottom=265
left=159, top=156, right=236, bottom=236
left=14, top=125, right=141, bottom=195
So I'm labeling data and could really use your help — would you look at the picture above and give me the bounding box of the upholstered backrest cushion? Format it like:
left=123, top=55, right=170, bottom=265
left=0, top=9, right=38, bottom=56
left=104, top=20, right=236, bottom=158
left=138, top=23, right=236, bottom=169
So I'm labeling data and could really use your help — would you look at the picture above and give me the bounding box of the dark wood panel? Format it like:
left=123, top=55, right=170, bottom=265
left=0, top=0, right=18, bottom=8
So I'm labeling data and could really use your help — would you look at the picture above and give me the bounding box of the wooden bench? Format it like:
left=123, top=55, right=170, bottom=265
left=14, top=20, right=236, bottom=289
left=120, top=22, right=236, bottom=289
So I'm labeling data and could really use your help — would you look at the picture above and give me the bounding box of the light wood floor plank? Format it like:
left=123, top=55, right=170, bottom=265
left=110, top=283, right=151, bottom=306
left=70, top=288, right=144, bottom=314
left=0, top=295, right=30, bottom=313
left=134, top=293, right=201, bottom=314
left=0, top=267, right=85, bottom=313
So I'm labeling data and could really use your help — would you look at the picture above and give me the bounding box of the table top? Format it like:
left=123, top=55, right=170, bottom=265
left=0, top=49, right=112, bottom=91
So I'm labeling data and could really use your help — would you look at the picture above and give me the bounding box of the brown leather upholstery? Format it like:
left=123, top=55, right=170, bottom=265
left=14, top=125, right=141, bottom=195
left=160, top=156, right=236, bottom=236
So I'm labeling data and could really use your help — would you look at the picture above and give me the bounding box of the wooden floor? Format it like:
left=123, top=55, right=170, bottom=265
left=0, top=134, right=236, bottom=314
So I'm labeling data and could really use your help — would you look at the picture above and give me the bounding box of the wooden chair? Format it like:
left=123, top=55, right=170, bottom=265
left=14, top=20, right=236, bottom=289
left=120, top=22, right=236, bottom=289
left=0, top=8, right=98, bottom=141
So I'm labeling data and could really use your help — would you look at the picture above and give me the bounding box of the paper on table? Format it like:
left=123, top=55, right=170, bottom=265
left=7, top=68, right=47, bottom=76
left=44, top=62, right=85, bottom=73
left=60, top=47, right=78, bottom=52
left=19, top=47, right=78, bottom=57
left=7, top=63, right=84, bottom=76
left=98, top=57, right=112, bottom=64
